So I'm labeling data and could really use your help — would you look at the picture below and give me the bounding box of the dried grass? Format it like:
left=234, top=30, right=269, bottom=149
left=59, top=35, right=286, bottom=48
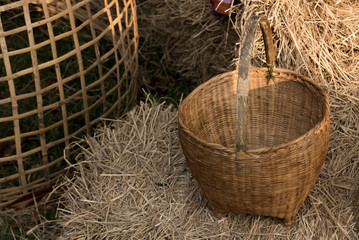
left=137, top=0, right=239, bottom=86
left=53, top=99, right=358, bottom=239
left=138, top=0, right=359, bottom=92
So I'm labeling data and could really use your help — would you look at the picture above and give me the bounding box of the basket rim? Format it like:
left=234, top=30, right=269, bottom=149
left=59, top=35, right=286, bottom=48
left=178, top=67, right=330, bottom=155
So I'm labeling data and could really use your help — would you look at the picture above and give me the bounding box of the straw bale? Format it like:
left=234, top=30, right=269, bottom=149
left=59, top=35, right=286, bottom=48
left=55, top=99, right=359, bottom=239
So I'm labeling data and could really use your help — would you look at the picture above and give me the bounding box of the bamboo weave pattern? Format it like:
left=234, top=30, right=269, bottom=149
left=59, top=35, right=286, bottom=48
left=0, top=0, right=138, bottom=207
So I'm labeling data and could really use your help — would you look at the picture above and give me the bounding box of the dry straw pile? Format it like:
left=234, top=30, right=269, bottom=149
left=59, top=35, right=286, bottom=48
left=137, top=0, right=239, bottom=86
left=56, top=99, right=357, bottom=239
left=35, top=0, right=359, bottom=239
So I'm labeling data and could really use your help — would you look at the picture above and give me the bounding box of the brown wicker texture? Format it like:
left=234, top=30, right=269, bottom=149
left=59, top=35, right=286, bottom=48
left=0, top=0, right=138, bottom=207
left=178, top=15, right=330, bottom=226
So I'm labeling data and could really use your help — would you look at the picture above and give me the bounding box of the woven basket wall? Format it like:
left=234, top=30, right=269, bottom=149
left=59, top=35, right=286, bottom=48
left=178, top=15, right=330, bottom=225
left=178, top=68, right=330, bottom=225
left=0, top=0, right=138, bottom=207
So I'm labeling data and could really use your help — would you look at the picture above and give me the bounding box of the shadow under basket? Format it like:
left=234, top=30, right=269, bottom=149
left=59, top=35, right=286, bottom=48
left=178, top=68, right=330, bottom=225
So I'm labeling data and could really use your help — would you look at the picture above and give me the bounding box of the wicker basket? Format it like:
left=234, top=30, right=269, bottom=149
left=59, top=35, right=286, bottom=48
left=0, top=0, right=138, bottom=207
left=178, top=15, right=330, bottom=226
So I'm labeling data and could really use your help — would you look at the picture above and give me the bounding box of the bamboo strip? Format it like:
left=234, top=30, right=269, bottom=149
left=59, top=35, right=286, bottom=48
left=23, top=2, right=50, bottom=181
left=41, top=0, right=71, bottom=163
left=0, top=13, right=28, bottom=195
left=86, top=2, right=106, bottom=112
left=65, top=0, right=90, bottom=135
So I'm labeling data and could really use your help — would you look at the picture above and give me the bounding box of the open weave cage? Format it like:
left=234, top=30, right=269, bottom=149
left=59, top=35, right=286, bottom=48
left=178, top=15, right=330, bottom=225
left=0, top=0, right=138, bottom=207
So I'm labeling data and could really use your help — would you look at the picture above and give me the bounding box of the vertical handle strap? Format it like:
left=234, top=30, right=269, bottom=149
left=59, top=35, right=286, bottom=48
left=236, top=15, right=275, bottom=157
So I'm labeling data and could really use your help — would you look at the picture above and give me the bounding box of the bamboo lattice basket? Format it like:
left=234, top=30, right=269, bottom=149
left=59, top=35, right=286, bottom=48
left=178, top=15, right=330, bottom=225
left=0, top=0, right=138, bottom=207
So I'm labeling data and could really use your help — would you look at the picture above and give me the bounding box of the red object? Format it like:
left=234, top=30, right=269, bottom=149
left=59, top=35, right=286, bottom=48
left=210, top=0, right=232, bottom=15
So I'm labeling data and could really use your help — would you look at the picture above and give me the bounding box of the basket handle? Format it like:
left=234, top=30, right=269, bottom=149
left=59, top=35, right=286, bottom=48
left=236, top=15, right=275, bottom=157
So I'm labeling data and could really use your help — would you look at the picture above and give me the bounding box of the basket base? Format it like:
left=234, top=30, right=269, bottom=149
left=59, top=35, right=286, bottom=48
left=284, top=216, right=295, bottom=226
left=210, top=206, right=223, bottom=219
left=210, top=205, right=296, bottom=226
